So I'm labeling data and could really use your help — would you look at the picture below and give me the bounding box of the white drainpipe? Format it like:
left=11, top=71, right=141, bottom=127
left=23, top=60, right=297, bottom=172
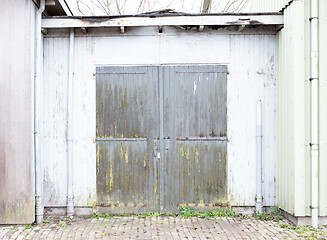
left=310, top=0, right=319, bottom=229
left=67, top=28, right=75, bottom=216
left=35, top=0, right=45, bottom=224
left=256, top=100, right=263, bottom=213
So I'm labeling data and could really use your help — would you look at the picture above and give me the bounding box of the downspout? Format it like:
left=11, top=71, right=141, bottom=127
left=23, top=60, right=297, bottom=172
left=35, top=0, right=45, bottom=224
left=255, top=100, right=263, bottom=213
left=310, top=0, right=319, bottom=229
left=67, top=28, right=75, bottom=216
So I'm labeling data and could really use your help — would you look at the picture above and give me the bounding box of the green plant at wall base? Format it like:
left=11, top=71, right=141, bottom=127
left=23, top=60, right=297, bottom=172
left=254, top=205, right=282, bottom=222
left=270, top=205, right=282, bottom=220
left=178, top=207, right=237, bottom=219
left=43, top=217, right=55, bottom=224
left=138, top=212, right=160, bottom=218
left=96, top=213, right=114, bottom=218
left=24, top=224, right=34, bottom=230
left=166, top=211, right=175, bottom=216
left=179, top=206, right=195, bottom=218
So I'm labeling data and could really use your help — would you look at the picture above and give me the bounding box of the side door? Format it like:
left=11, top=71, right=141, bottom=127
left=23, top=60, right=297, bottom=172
left=162, top=65, right=228, bottom=212
left=96, top=66, right=160, bottom=213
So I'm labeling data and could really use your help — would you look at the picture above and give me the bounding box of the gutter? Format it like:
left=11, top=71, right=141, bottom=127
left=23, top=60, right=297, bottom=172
left=256, top=100, right=263, bottom=213
left=310, top=0, right=319, bottom=229
left=66, top=28, right=75, bottom=216
left=35, top=0, right=45, bottom=224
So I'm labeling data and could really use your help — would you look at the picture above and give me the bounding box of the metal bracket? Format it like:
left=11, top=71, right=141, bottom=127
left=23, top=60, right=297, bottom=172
left=309, top=77, right=319, bottom=81
left=197, top=25, right=204, bottom=32
left=255, top=196, right=263, bottom=203
left=81, top=27, right=88, bottom=34
left=309, top=143, right=319, bottom=146
left=310, top=206, right=319, bottom=209
left=41, top=28, right=48, bottom=35
left=238, top=24, right=246, bottom=32
left=309, top=17, right=319, bottom=21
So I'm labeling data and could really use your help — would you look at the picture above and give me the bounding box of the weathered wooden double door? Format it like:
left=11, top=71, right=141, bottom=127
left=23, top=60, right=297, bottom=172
left=96, top=65, right=227, bottom=213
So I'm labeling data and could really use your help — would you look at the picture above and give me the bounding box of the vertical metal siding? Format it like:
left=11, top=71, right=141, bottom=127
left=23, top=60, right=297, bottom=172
left=276, top=0, right=317, bottom=217
left=0, top=0, right=35, bottom=224
left=276, top=4, right=296, bottom=216
left=277, top=0, right=327, bottom=217
left=43, top=37, right=69, bottom=206
left=43, top=29, right=276, bottom=209
left=228, top=34, right=276, bottom=207
left=303, top=0, right=311, bottom=217
left=318, top=0, right=327, bottom=217
left=43, top=36, right=97, bottom=207
left=73, top=36, right=97, bottom=207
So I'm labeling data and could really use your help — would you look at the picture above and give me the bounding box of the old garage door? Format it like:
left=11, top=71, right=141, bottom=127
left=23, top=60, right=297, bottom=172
left=96, top=65, right=227, bottom=213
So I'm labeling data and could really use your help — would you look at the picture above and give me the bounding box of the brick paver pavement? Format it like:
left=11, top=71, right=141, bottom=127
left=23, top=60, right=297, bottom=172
left=1, top=216, right=327, bottom=239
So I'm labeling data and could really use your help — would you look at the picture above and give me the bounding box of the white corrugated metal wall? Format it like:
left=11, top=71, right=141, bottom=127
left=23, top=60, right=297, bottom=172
left=276, top=0, right=306, bottom=216
left=42, top=27, right=277, bottom=210
left=276, top=0, right=327, bottom=218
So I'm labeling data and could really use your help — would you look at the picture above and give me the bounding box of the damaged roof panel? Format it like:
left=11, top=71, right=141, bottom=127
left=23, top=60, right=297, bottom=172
left=42, top=13, right=283, bottom=29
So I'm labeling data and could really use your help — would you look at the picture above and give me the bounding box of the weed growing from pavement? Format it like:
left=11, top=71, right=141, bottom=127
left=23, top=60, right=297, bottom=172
left=24, top=224, right=34, bottom=230
left=277, top=222, right=326, bottom=239
left=58, top=220, right=67, bottom=228
left=11, top=225, right=18, bottom=231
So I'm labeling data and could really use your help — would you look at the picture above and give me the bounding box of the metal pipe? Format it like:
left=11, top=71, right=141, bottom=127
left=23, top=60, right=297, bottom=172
left=67, top=28, right=75, bottom=216
left=310, top=0, right=319, bottom=229
left=255, top=100, right=263, bottom=214
left=35, top=0, right=45, bottom=224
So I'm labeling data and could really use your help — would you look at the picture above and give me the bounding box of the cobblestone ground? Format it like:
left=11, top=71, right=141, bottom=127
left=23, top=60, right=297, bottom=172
left=1, top=216, right=327, bottom=240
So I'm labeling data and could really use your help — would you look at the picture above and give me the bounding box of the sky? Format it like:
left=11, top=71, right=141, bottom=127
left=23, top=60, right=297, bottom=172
left=65, top=0, right=253, bottom=16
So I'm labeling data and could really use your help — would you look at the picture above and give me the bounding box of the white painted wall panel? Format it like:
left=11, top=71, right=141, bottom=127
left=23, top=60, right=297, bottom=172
left=43, top=27, right=276, bottom=208
left=228, top=35, right=276, bottom=206
left=73, top=36, right=97, bottom=206
left=43, top=37, right=69, bottom=206
left=43, top=36, right=97, bottom=207
left=94, top=36, right=160, bottom=65
left=161, top=34, right=230, bottom=64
